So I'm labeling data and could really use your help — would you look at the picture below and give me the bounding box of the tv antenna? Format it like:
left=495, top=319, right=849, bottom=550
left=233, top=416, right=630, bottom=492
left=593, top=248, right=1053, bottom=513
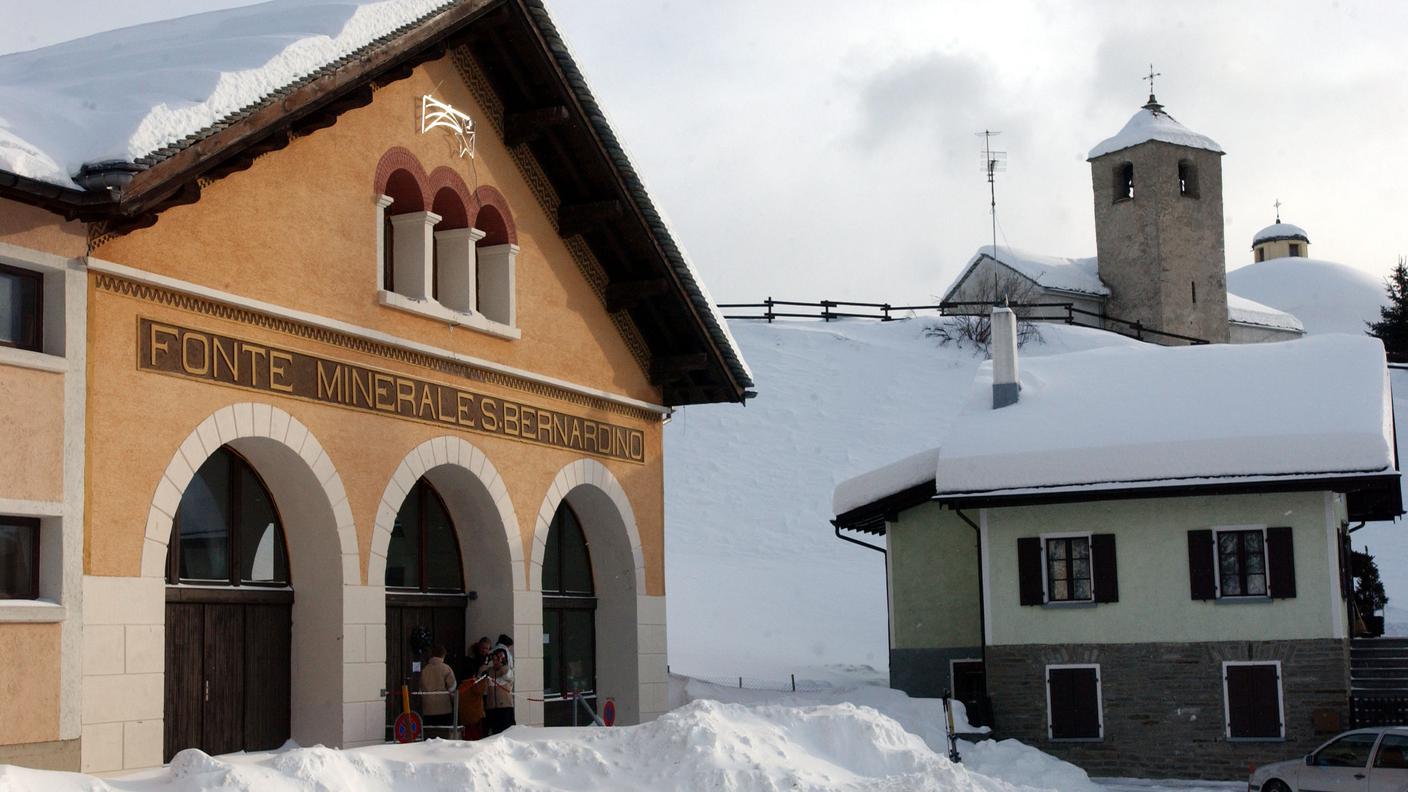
left=977, top=130, right=1006, bottom=299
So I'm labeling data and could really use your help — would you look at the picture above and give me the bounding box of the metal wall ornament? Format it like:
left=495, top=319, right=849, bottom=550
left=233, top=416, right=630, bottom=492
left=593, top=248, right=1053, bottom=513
left=421, top=94, right=476, bottom=159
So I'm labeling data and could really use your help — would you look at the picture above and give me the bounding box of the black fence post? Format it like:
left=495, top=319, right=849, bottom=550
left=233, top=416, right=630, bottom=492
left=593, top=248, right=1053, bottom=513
left=791, top=673, right=796, bottom=692
left=765, top=296, right=774, bottom=323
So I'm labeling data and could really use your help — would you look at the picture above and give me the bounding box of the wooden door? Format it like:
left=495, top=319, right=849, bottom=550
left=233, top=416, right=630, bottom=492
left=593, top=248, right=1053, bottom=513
left=201, top=604, right=245, bottom=756
left=164, top=603, right=204, bottom=760
left=243, top=604, right=291, bottom=751
left=385, top=598, right=467, bottom=737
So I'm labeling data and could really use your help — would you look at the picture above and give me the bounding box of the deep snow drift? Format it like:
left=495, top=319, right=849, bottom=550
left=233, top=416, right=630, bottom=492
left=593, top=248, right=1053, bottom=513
left=0, top=699, right=1093, bottom=792
left=663, top=318, right=1134, bottom=676
left=1227, top=257, right=1386, bottom=335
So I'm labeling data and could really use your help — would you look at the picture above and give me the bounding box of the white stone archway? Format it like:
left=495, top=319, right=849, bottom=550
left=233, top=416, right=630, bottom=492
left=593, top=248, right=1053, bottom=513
left=529, top=459, right=664, bottom=726
left=84, top=403, right=362, bottom=772
left=367, top=437, right=526, bottom=728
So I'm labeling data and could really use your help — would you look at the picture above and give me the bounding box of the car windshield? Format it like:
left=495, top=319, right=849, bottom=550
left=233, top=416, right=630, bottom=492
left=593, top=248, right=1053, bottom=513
left=1315, top=733, right=1380, bottom=768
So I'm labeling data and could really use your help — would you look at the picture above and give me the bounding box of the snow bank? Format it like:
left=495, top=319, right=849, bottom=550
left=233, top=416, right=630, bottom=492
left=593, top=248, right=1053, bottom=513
left=1227, top=257, right=1386, bottom=335
left=0, top=700, right=1082, bottom=792
left=664, top=318, right=1130, bottom=675
left=1226, top=292, right=1304, bottom=332
left=0, top=0, right=454, bottom=186
left=1088, top=103, right=1223, bottom=159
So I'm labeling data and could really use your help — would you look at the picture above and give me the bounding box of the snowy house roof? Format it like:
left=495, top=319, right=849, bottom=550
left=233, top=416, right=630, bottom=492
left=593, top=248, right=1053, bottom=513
left=1226, top=292, right=1305, bottom=333
left=1253, top=222, right=1310, bottom=246
left=834, top=335, right=1399, bottom=530
left=1087, top=98, right=1224, bottom=160
left=0, top=0, right=754, bottom=404
left=944, top=246, right=1109, bottom=300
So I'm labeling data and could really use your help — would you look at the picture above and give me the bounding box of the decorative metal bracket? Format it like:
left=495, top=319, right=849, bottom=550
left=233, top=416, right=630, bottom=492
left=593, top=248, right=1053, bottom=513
left=421, top=94, right=475, bottom=159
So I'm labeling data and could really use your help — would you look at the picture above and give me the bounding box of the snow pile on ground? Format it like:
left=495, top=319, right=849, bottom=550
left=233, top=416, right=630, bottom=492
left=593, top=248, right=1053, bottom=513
left=0, top=700, right=1090, bottom=792
left=1227, top=257, right=1386, bottom=335
left=663, top=318, right=1133, bottom=675
left=1087, top=103, right=1222, bottom=160
left=0, top=0, right=453, bottom=186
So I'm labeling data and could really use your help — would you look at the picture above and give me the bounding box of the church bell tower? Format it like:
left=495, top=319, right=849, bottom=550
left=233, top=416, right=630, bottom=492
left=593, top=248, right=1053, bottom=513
left=1088, top=85, right=1229, bottom=343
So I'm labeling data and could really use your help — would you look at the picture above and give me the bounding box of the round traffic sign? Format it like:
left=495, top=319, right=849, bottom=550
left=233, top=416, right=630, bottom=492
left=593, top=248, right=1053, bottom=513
left=394, top=711, right=423, bottom=743
left=601, top=698, right=616, bottom=727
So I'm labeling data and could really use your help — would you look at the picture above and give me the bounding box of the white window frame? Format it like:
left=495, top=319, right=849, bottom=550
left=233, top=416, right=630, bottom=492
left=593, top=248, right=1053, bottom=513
left=1221, top=660, right=1285, bottom=741
left=1211, top=524, right=1271, bottom=600
left=0, top=246, right=69, bottom=371
left=1039, top=531, right=1094, bottom=605
left=1045, top=663, right=1104, bottom=742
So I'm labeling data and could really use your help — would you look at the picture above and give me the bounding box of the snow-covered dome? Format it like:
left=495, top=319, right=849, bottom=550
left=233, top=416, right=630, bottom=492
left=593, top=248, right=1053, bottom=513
left=1087, top=97, right=1224, bottom=160
left=1253, top=222, right=1309, bottom=246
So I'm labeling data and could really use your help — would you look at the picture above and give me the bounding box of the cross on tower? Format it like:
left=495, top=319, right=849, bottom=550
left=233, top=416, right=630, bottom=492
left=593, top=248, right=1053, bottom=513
left=1274, top=199, right=1282, bottom=223
left=1143, top=64, right=1162, bottom=97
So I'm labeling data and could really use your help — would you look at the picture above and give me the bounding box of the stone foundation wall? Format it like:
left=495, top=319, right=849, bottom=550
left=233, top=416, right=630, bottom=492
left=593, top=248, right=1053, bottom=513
left=985, top=639, right=1349, bottom=780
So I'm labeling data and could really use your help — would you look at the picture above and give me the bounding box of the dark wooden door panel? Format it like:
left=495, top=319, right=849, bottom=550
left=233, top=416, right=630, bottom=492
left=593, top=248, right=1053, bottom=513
left=433, top=606, right=466, bottom=675
left=164, top=603, right=204, bottom=762
left=243, top=604, right=291, bottom=751
left=202, top=604, right=245, bottom=756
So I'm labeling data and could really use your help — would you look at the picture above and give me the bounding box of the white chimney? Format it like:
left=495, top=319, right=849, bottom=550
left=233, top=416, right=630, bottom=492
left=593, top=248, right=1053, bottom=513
left=991, top=306, right=1019, bottom=409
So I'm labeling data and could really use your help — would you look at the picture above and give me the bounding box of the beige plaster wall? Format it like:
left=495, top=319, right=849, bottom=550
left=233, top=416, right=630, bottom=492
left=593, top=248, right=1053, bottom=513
left=0, top=365, right=64, bottom=502
left=92, top=56, right=658, bottom=406
left=0, top=198, right=86, bottom=259
left=0, top=622, right=61, bottom=745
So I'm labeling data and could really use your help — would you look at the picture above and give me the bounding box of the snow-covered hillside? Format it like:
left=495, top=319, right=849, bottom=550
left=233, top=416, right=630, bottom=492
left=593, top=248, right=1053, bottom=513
left=663, top=319, right=1134, bottom=677
left=1227, top=257, right=1386, bottom=335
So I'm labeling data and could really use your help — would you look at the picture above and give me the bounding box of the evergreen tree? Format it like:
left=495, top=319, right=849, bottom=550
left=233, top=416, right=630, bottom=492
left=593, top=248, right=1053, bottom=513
left=1367, top=256, right=1408, bottom=363
left=1352, top=548, right=1390, bottom=635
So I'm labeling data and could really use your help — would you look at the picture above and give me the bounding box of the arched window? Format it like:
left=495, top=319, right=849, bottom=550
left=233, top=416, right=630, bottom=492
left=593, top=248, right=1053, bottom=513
left=385, top=478, right=463, bottom=593
left=1178, top=159, right=1199, bottom=198
left=1113, top=162, right=1134, bottom=202
left=473, top=204, right=516, bottom=325
left=167, top=447, right=288, bottom=586
left=543, top=503, right=596, bottom=716
left=429, top=187, right=479, bottom=313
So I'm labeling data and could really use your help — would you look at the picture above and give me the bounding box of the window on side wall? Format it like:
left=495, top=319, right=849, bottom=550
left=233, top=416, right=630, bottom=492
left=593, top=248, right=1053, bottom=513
left=1188, top=526, right=1296, bottom=600
left=1289, top=243, right=1303, bottom=257
left=1017, top=534, right=1118, bottom=606
left=1217, top=528, right=1268, bottom=597
left=1047, top=665, right=1103, bottom=741
left=0, top=262, right=43, bottom=353
left=1223, top=662, right=1284, bottom=740
left=0, top=516, right=40, bottom=599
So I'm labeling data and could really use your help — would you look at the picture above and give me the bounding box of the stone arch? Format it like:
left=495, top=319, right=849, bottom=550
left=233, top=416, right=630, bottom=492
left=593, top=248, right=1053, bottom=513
left=470, top=184, right=518, bottom=246
left=427, top=167, right=474, bottom=219
left=374, top=146, right=430, bottom=209
left=141, top=402, right=358, bottom=749
left=530, top=459, right=645, bottom=724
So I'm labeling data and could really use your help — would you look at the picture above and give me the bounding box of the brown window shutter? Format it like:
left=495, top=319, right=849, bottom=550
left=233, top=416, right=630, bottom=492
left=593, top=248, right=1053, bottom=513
left=1226, top=664, right=1282, bottom=738
left=1187, top=530, right=1216, bottom=600
left=1018, top=537, right=1043, bottom=606
left=1048, top=667, right=1101, bottom=740
left=1266, top=526, right=1297, bottom=599
left=1092, top=534, right=1118, bottom=603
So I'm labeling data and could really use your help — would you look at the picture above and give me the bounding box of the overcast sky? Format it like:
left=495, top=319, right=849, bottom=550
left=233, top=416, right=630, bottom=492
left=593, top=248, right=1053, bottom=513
left=4, top=0, right=1406, bottom=303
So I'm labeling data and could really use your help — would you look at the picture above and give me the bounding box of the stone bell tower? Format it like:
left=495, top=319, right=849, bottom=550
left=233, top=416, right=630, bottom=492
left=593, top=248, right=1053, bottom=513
left=1088, top=91, right=1229, bottom=343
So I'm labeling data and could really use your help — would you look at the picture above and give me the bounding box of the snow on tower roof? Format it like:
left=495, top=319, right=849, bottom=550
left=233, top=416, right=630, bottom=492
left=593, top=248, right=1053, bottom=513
left=945, top=245, right=1109, bottom=300
left=834, top=334, right=1395, bottom=519
left=1253, top=222, right=1311, bottom=246
left=1087, top=98, right=1224, bottom=160
left=1226, top=292, right=1305, bottom=333
left=0, top=0, right=459, bottom=188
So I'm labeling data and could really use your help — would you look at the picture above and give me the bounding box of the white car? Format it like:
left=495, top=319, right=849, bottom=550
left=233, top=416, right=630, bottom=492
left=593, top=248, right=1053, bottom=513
left=1250, top=727, right=1408, bottom=792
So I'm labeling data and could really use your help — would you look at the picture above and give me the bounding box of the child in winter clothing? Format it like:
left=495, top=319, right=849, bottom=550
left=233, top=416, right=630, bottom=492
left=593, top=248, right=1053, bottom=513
left=484, top=643, right=516, bottom=734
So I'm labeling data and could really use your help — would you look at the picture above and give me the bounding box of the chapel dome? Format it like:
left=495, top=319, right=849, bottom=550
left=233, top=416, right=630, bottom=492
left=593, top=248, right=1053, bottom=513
left=1252, top=222, right=1310, bottom=247
left=1087, top=96, right=1224, bottom=160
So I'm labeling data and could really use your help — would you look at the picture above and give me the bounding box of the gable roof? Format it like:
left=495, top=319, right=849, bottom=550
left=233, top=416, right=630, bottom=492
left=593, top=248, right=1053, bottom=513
left=834, top=334, right=1399, bottom=531
left=0, top=0, right=751, bottom=405
left=943, top=246, right=1109, bottom=301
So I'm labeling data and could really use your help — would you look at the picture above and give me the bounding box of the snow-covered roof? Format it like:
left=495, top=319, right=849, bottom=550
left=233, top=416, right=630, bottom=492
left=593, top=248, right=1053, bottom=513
left=946, top=245, right=1109, bottom=300
left=834, top=335, right=1394, bottom=515
left=1087, top=99, right=1224, bottom=160
left=0, top=0, right=458, bottom=187
left=1226, top=292, right=1305, bottom=333
left=1253, top=222, right=1311, bottom=246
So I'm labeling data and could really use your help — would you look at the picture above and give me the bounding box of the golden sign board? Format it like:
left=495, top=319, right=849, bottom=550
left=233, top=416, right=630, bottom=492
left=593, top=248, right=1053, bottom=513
left=138, top=318, right=646, bottom=463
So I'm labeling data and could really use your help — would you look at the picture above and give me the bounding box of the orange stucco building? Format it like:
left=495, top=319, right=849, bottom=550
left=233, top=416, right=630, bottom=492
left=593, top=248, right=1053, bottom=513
left=0, top=0, right=749, bottom=773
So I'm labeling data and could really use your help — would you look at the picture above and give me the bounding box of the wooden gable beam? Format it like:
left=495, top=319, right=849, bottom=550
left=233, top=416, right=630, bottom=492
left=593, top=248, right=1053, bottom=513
left=605, top=278, right=671, bottom=313
left=504, top=105, right=571, bottom=147
left=557, top=199, right=622, bottom=237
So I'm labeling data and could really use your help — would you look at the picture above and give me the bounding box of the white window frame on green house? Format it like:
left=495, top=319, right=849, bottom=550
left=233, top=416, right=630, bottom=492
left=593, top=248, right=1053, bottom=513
left=1045, top=662, right=1104, bottom=742
left=1221, top=660, right=1285, bottom=741
left=1040, top=531, right=1094, bottom=605
left=1212, top=524, right=1271, bottom=600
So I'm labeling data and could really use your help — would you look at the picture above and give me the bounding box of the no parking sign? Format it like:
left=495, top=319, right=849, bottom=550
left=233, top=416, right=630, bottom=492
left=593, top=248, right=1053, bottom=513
left=601, top=698, right=616, bottom=727
left=394, top=711, right=423, bottom=743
